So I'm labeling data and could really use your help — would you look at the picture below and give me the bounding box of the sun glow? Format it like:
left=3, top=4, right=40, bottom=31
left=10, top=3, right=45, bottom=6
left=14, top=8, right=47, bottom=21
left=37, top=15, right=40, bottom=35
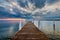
left=0, top=18, right=26, bottom=22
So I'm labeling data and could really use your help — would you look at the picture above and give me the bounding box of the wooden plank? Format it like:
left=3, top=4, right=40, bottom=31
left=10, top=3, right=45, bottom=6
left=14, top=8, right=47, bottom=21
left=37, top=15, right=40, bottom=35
left=12, top=21, right=49, bottom=40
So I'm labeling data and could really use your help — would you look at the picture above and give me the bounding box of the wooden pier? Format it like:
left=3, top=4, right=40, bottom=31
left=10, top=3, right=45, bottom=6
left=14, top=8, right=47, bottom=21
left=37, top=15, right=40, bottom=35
left=12, top=21, right=49, bottom=40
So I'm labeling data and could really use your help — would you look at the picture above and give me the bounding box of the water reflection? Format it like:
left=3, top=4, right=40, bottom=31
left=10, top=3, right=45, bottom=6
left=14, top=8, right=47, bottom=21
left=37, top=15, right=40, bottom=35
left=0, top=20, right=19, bottom=38
left=0, top=20, right=60, bottom=40
left=33, top=21, right=60, bottom=40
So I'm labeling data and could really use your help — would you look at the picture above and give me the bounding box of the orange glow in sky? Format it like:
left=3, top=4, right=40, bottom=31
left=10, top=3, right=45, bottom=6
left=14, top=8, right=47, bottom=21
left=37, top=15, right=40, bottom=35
left=0, top=18, right=26, bottom=22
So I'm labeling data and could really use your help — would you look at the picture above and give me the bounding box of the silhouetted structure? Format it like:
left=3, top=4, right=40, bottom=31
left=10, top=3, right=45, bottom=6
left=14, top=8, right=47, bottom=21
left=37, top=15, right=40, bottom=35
left=12, top=21, right=49, bottom=40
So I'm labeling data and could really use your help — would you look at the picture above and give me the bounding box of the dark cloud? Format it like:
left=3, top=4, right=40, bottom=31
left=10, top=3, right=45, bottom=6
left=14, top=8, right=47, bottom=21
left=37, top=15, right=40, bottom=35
left=0, top=6, right=32, bottom=19
left=47, top=0, right=60, bottom=5
left=17, top=0, right=27, bottom=7
left=31, top=0, right=46, bottom=8
left=17, top=0, right=46, bottom=8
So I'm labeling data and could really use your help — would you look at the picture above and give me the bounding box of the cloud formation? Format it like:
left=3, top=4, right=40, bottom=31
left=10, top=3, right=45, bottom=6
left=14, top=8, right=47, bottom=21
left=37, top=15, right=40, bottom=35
left=0, top=0, right=60, bottom=19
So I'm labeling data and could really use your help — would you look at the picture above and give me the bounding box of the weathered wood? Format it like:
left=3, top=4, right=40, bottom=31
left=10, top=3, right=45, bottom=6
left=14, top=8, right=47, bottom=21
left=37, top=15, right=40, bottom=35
left=12, top=21, right=49, bottom=40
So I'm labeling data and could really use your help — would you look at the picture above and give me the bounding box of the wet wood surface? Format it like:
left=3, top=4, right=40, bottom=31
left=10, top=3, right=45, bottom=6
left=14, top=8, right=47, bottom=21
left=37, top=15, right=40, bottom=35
left=12, top=21, right=49, bottom=40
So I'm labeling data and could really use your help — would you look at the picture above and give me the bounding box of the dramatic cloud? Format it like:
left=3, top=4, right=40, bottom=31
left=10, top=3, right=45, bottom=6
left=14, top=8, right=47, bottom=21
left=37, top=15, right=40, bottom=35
left=0, top=0, right=46, bottom=14
left=0, top=0, right=60, bottom=19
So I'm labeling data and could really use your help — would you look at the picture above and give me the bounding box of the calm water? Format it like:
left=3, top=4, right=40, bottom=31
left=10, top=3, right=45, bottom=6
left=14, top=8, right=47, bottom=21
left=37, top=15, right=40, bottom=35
left=0, top=20, right=60, bottom=40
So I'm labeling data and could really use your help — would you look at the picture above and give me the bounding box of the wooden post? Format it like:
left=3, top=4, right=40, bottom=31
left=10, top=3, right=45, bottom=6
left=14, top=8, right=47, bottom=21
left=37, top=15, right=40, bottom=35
left=53, top=21, right=55, bottom=39
left=38, top=20, right=40, bottom=29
